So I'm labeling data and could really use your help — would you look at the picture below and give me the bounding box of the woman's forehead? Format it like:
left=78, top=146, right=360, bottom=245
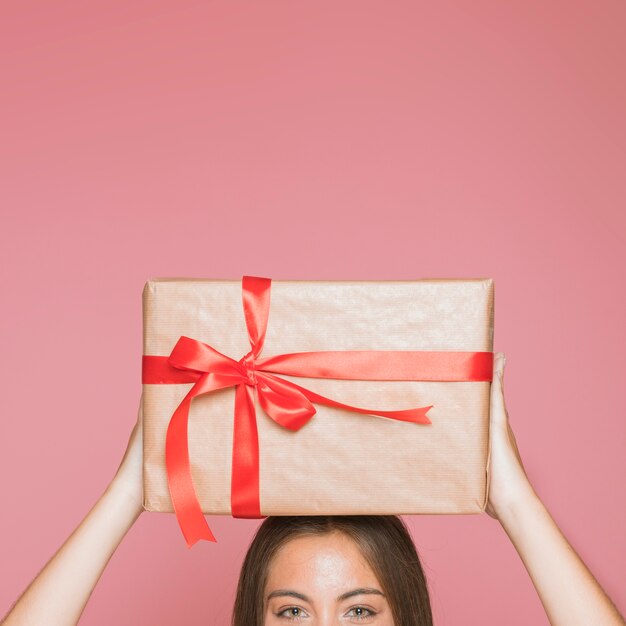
left=265, top=532, right=380, bottom=593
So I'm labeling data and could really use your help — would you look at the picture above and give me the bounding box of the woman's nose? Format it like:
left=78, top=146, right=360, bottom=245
left=313, top=611, right=342, bottom=626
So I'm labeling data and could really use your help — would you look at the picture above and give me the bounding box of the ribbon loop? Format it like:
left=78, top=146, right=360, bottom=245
left=170, top=335, right=240, bottom=377
left=256, top=372, right=317, bottom=430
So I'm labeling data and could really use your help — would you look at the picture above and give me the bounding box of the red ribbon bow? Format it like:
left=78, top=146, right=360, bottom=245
left=142, top=275, right=493, bottom=547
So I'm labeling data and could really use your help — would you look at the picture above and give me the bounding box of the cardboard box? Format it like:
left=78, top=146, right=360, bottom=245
left=141, top=276, right=494, bottom=541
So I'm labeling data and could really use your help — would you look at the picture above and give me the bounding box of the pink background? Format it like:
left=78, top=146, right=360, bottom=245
left=1, top=2, right=625, bottom=624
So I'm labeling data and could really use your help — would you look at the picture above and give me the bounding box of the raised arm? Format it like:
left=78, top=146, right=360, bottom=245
left=0, top=396, right=145, bottom=626
left=487, top=353, right=625, bottom=625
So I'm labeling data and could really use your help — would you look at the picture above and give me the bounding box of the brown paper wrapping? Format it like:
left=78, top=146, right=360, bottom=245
left=142, top=278, right=494, bottom=517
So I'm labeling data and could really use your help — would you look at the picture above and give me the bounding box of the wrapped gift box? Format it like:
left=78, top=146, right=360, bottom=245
left=141, top=276, right=494, bottom=546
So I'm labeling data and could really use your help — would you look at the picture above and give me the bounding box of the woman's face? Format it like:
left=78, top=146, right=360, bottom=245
left=263, top=531, right=395, bottom=625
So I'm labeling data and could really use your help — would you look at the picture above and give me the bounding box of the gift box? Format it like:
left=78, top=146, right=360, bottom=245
left=141, top=276, right=494, bottom=547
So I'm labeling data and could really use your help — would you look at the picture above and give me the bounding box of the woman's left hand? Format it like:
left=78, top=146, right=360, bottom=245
left=485, top=353, right=536, bottom=521
left=485, top=354, right=626, bottom=625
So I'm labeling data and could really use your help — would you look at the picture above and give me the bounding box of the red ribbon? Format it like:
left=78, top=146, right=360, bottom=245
left=142, top=275, right=493, bottom=548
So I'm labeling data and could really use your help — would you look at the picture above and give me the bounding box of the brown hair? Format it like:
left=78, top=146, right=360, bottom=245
left=231, top=515, right=433, bottom=626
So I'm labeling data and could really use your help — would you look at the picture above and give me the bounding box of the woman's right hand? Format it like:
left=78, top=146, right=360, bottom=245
left=110, top=394, right=145, bottom=513
left=0, top=396, right=146, bottom=626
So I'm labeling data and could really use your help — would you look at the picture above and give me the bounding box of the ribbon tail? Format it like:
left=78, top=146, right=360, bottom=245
left=164, top=372, right=244, bottom=546
left=231, top=383, right=265, bottom=519
left=261, top=373, right=433, bottom=425
left=165, top=393, right=217, bottom=547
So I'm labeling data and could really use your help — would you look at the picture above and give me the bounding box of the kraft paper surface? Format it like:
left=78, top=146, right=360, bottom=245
left=142, top=278, right=494, bottom=516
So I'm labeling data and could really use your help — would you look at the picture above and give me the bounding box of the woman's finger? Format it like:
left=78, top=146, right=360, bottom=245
left=136, top=393, right=144, bottom=424
left=490, top=352, right=508, bottom=427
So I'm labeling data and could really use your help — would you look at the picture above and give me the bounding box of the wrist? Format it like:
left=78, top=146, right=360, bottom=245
left=496, top=482, right=544, bottom=529
left=106, top=474, right=144, bottom=519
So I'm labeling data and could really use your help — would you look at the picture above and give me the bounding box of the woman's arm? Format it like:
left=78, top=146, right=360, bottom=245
left=1, top=397, right=145, bottom=626
left=487, top=353, right=625, bottom=625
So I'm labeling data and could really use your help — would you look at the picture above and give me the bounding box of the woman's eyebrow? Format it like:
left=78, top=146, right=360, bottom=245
left=266, top=588, right=385, bottom=603
left=266, top=590, right=311, bottom=602
left=336, top=587, right=386, bottom=602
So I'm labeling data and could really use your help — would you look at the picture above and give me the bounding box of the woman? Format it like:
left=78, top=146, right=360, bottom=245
left=1, top=354, right=624, bottom=625
left=233, top=515, right=432, bottom=625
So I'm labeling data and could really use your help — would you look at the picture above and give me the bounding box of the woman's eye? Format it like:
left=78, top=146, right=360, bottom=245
left=278, top=606, right=308, bottom=620
left=276, top=605, right=376, bottom=621
left=346, top=606, right=377, bottom=621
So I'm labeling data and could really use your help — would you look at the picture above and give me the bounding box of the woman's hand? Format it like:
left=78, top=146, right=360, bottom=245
left=485, top=353, right=626, bottom=624
left=0, top=398, right=146, bottom=626
left=485, top=352, right=536, bottom=521
left=111, top=393, right=144, bottom=512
